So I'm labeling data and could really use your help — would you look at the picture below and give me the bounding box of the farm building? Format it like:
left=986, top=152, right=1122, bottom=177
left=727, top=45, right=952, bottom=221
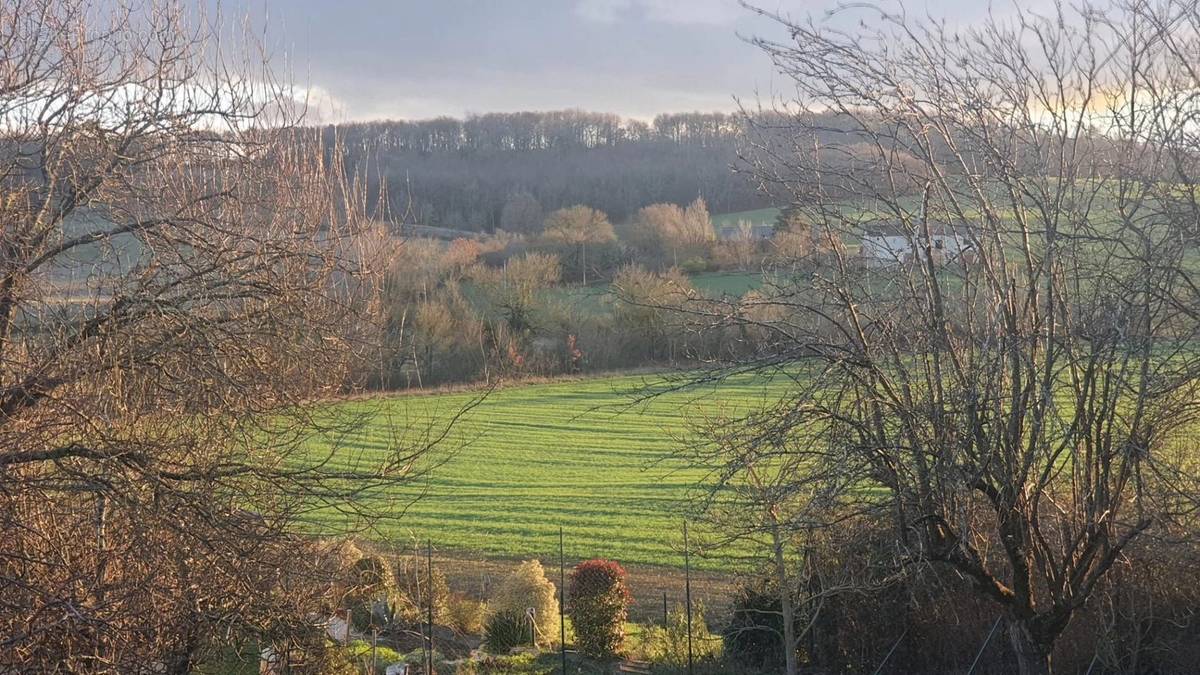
left=859, top=222, right=973, bottom=266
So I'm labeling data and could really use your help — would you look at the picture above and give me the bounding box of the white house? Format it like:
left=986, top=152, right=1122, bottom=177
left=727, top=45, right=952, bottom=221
left=859, top=222, right=972, bottom=267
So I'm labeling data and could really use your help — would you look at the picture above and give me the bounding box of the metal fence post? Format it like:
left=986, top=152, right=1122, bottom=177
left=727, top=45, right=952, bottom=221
left=966, top=617, right=1003, bottom=675
left=426, top=540, right=434, bottom=675
left=869, top=628, right=906, bottom=675
left=684, top=520, right=694, bottom=675
left=560, top=527, right=567, bottom=675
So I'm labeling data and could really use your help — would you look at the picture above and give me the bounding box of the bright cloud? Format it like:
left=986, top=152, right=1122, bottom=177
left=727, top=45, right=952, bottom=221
left=574, top=0, right=742, bottom=25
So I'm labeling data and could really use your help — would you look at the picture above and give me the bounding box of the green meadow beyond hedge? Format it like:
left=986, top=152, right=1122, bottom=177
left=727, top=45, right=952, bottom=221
left=303, top=373, right=789, bottom=570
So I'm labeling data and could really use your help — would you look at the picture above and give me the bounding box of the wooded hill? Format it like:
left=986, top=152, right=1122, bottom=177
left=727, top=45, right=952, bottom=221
left=326, top=111, right=769, bottom=231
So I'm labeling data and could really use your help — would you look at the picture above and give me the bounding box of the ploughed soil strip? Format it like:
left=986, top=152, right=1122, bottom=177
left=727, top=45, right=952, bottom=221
left=430, top=552, right=739, bottom=623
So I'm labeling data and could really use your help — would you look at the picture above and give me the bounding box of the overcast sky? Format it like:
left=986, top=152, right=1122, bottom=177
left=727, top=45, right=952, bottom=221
left=208, top=0, right=1043, bottom=123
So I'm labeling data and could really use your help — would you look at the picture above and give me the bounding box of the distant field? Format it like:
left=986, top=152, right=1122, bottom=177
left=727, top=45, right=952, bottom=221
left=304, top=373, right=791, bottom=571
left=689, top=271, right=764, bottom=296
left=711, top=207, right=781, bottom=229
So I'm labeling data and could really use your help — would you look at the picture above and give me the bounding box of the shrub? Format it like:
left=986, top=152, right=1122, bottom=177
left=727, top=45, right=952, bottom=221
left=634, top=602, right=721, bottom=667
left=447, top=592, right=487, bottom=635
left=484, top=610, right=532, bottom=654
left=308, top=647, right=360, bottom=675
left=568, top=559, right=631, bottom=659
left=392, top=554, right=451, bottom=628
left=455, top=652, right=542, bottom=675
left=396, top=648, right=450, bottom=673
left=345, top=640, right=405, bottom=673
left=610, top=264, right=698, bottom=363
left=721, top=575, right=796, bottom=671
left=344, top=554, right=401, bottom=632
left=678, top=256, right=711, bottom=274
left=490, top=560, right=561, bottom=647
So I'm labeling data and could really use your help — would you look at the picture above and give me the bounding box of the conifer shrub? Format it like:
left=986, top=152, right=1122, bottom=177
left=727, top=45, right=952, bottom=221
left=568, top=559, right=631, bottom=659
left=483, top=610, right=531, bottom=654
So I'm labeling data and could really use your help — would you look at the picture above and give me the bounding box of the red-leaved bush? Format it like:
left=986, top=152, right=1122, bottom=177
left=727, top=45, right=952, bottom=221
left=568, top=559, right=632, bottom=658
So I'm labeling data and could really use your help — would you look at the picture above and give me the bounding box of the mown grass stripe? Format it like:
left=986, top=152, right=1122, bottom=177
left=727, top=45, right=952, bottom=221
left=304, top=373, right=791, bottom=570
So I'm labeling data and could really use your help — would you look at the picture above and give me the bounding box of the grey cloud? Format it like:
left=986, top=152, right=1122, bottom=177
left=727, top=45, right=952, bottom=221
left=574, top=0, right=744, bottom=25
left=200, top=0, right=1060, bottom=122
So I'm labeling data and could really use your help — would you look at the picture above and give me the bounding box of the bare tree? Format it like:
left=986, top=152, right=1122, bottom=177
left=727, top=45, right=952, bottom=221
left=470, top=251, right=561, bottom=336
left=683, top=402, right=868, bottom=675
left=0, top=1, right=453, bottom=671
left=673, top=1, right=1200, bottom=672
left=610, top=264, right=701, bottom=363
left=542, top=205, right=615, bottom=285
left=499, top=189, right=545, bottom=234
left=630, top=199, right=716, bottom=268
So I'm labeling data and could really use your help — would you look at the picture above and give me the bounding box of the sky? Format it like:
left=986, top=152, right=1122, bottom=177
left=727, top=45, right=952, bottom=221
left=206, top=0, right=1044, bottom=123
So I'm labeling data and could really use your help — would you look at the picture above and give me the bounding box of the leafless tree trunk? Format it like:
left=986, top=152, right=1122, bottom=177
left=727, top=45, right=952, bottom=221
left=675, top=403, right=867, bottom=675
left=769, top=516, right=799, bottom=675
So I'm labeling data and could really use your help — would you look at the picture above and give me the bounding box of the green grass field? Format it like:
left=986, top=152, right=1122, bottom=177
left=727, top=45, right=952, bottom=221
left=306, top=373, right=789, bottom=571
left=711, top=207, right=781, bottom=229
left=688, top=271, right=764, bottom=297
